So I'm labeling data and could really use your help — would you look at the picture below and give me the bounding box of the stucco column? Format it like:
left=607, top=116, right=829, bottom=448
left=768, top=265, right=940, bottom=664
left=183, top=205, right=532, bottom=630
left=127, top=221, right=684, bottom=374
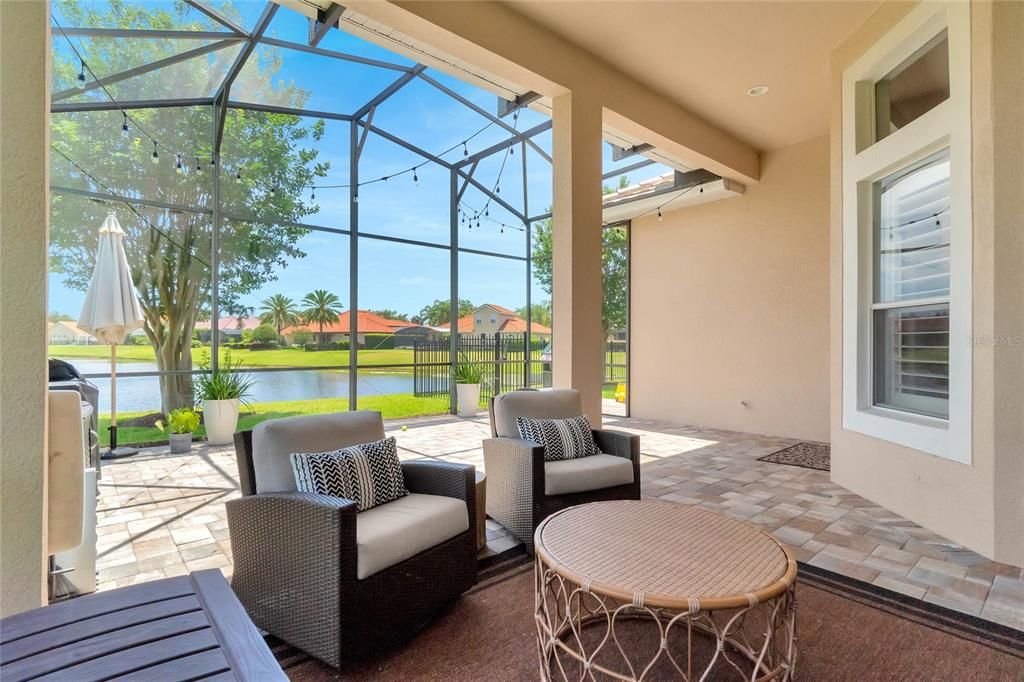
left=0, top=0, right=51, bottom=615
left=551, top=91, right=604, bottom=424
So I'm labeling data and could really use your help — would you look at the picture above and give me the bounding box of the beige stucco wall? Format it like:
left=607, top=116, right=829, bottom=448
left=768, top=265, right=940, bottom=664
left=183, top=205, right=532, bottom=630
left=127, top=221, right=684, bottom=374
left=631, top=135, right=830, bottom=442
left=829, top=1, right=1023, bottom=565
left=0, top=0, right=51, bottom=615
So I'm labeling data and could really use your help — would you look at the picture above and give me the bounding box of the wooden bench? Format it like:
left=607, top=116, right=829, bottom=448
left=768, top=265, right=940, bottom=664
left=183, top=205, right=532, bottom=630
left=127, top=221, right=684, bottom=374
left=0, top=569, right=285, bottom=681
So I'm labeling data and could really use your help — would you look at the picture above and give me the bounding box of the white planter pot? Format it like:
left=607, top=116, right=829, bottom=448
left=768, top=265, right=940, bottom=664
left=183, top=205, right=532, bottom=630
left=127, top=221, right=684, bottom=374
left=456, top=383, right=481, bottom=417
left=168, top=432, right=193, bottom=454
left=203, top=398, right=240, bottom=445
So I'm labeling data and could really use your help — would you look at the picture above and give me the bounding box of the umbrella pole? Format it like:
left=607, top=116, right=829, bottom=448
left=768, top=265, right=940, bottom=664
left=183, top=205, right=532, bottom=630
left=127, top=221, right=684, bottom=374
left=110, top=343, right=117, bottom=450
left=102, top=342, right=138, bottom=459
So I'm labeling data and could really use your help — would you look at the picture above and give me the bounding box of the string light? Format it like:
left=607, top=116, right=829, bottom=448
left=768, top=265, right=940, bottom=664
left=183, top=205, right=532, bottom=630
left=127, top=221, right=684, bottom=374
left=121, top=113, right=129, bottom=136
left=194, top=157, right=201, bottom=173
left=175, top=154, right=183, bottom=174
left=151, top=141, right=159, bottom=164
left=413, top=168, right=419, bottom=186
left=310, top=186, right=316, bottom=201
left=657, top=208, right=663, bottom=222
left=269, top=184, right=277, bottom=198
left=77, top=58, right=86, bottom=82
left=463, top=141, right=468, bottom=157
left=235, top=169, right=242, bottom=182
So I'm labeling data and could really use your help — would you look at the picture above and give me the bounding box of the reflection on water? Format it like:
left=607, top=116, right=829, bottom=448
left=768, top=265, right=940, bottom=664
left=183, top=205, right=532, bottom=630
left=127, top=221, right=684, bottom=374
left=61, top=358, right=414, bottom=414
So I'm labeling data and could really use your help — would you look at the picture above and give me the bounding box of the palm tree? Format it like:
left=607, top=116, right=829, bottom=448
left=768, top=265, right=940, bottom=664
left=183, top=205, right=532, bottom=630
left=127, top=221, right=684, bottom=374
left=259, top=294, right=300, bottom=339
left=301, top=289, right=344, bottom=345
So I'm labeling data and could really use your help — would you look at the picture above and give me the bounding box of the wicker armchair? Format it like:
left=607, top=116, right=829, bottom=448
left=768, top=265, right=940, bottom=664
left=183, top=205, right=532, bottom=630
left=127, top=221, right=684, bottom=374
left=483, top=389, right=640, bottom=552
left=227, top=411, right=477, bottom=667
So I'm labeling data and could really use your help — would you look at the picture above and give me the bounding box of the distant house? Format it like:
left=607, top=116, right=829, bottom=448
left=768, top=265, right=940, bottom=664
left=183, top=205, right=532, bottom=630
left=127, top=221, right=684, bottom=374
left=194, top=316, right=261, bottom=342
left=439, top=304, right=552, bottom=338
left=48, top=321, right=96, bottom=345
left=280, top=311, right=434, bottom=347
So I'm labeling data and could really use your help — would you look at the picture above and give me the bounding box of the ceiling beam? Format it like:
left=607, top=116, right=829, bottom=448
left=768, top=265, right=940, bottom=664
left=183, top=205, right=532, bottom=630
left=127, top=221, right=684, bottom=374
left=418, top=72, right=551, bottom=163
left=345, top=0, right=760, bottom=183
left=308, top=2, right=346, bottom=47
left=183, top=0, right=248, bottom=35
left=610, top=143, right=654, bottom=162
left=51, top=27, right=244, bottom=40
left=352, top=64, right=426, bottom=120
left=52, top=98, right=214, bottom=113
left=456, top=119, right=552, bottom=168
left=497, top=91, right=542, bottom=118
left=213, top=2, right=278, bottom=154
left=52, top=39, right=238, bottom=103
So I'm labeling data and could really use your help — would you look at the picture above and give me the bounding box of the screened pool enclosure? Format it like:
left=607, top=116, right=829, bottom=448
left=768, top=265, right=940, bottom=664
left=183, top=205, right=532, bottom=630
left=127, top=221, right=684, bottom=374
left=49, top=0, right=656, bottom=444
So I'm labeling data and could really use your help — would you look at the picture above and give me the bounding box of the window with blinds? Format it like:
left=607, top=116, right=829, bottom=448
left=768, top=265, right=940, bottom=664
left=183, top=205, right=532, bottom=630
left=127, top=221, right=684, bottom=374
left=871, top=151, right=950, bottom=419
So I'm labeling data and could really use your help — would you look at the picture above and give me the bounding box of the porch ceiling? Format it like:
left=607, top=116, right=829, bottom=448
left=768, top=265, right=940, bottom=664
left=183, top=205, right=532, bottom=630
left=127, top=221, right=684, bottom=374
left=506, top=0, right=882, bottom=151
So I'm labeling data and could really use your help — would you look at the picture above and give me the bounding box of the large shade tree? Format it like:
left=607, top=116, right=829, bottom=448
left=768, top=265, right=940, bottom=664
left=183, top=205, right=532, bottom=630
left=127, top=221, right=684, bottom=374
left=418, top=298, right=475, bottom=327
left=49, top=0, right=328, bottom=411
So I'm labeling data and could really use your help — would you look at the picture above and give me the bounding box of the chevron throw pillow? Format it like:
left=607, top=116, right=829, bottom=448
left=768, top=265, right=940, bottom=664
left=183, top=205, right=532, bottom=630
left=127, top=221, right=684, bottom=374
left=290, top=436, right=408, bottom=511
left=515, top=415, right=600, bottom=462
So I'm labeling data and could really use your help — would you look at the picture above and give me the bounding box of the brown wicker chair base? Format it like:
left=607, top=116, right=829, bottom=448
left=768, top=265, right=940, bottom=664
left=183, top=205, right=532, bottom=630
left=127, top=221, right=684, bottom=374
left=229, top=429, right=478, bottom=668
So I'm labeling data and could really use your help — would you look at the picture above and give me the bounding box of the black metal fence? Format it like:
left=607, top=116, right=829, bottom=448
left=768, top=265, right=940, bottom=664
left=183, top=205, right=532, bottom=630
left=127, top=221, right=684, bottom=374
left=413, top=332, right=551, bottom=400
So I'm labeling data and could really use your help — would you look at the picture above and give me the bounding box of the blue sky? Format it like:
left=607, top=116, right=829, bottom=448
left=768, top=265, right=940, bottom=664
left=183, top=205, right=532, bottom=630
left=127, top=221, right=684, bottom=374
left=49, top=0, right=665, bottom=321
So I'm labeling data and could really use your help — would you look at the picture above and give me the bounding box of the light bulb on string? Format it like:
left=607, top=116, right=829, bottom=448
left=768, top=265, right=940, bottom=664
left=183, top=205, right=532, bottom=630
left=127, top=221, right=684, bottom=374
left=77, top=59, right=86, bottom=83
left=509, top=145, right=514, bottom=156
left=235, top=169, right=242, bottom=182
left=269, top=184, right=277, bottom=198
left=485, top=207, right=489, bottom=218
left=195, top=158, right=201, bottom=173
left=310, top=186, right=316, bottom=202
left=175, top=155, right=183, bottom=174
left=151, top=141, right=159, bottom=164
left=495, top=185, right=501, bottom=195
left=121, top=113, right=129, bottom=136
left=699, top=185, right=704, bottom=194
left=462, top=142, right=468, bottom=157
left=353, top=192, right=359, bottom=204
left=657, top=207, right=663, bottom=222
left=413, top=168, right=419, bottom=186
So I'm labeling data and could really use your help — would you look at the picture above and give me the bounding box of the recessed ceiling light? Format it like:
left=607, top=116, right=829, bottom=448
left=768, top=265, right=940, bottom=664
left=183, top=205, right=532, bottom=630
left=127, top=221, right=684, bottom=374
left=746, top=85, right=769, bottom=97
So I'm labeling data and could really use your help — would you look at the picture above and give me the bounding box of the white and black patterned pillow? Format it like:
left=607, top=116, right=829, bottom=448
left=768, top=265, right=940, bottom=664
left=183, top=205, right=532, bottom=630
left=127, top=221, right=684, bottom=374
left=516, top=416, right=600, bottom=462
left=290, top=436, right=408, bottom=511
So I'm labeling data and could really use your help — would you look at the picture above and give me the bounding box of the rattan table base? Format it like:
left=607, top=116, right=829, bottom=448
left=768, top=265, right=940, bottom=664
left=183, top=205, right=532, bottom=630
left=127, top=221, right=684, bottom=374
left=533, top=501, right=798, bottom=681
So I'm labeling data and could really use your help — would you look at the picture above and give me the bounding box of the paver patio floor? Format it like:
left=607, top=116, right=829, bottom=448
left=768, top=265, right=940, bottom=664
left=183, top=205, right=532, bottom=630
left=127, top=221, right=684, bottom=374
left=93, top=409, right=1024, bottom=632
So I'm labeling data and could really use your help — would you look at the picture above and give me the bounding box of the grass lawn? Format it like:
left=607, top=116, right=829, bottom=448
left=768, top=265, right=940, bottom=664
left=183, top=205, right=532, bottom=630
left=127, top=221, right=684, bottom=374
left=100, top=393, right=452, bottom=447
left=54, top=344, right=560, bottom=369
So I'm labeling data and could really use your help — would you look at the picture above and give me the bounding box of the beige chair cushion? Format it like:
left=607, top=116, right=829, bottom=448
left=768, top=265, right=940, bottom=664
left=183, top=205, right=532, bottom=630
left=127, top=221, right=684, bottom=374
left=544, top=454, right=635, bottom=496
left=252, top=411, right=385, bottom=493
left=491, top=389, right=583, bottom=438
left=356, top=493, right=469, bottom=579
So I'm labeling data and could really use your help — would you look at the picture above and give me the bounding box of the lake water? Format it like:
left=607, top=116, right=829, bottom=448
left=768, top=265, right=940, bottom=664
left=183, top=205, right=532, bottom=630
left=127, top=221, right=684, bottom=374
left=62, top=358, right=415, bottom=414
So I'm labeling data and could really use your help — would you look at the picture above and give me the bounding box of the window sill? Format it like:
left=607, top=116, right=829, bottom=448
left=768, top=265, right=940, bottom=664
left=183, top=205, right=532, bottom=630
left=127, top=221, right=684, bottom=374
left=842, top=405, right=968, bottom=465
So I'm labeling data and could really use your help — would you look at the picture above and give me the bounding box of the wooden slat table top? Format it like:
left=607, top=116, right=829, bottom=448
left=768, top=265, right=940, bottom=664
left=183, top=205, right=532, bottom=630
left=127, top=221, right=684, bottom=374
left=0, top=570, right=285, bottom=682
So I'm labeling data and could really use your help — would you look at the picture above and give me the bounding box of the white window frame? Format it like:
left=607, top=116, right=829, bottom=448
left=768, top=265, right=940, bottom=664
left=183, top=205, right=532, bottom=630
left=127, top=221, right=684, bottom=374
left=841, top=2, right=972, bottom=463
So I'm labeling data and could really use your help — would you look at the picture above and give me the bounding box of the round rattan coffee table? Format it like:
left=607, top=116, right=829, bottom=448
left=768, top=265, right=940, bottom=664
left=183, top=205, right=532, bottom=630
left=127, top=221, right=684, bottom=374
left=534, top=500, right=798, bottom=681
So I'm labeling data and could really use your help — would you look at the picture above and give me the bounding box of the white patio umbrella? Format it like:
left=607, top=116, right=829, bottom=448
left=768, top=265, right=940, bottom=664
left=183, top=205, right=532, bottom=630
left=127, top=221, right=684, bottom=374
left=78, top=211, right=145, bottom=458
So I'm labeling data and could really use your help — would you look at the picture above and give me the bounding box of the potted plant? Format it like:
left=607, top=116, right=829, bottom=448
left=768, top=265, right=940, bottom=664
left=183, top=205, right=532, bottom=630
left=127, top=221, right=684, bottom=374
left=454, top=358, right=486, bottom=417
left=195, top=350, right=255, bottom=446
left=156, top=408, right=201, bottom=454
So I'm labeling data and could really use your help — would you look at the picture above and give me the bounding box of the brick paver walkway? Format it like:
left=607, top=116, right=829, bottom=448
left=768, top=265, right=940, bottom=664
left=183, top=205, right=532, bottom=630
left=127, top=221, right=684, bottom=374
left=93, top=412, right=1023, bottom=631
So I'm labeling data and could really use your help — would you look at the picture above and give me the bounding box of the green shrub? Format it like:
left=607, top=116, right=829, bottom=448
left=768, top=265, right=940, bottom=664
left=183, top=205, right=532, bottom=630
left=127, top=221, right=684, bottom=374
left=291, top=329, right=314, bottom=345
left=155, top=408, right=201, bottom=434
left=251, top=324, right=279, bottom=344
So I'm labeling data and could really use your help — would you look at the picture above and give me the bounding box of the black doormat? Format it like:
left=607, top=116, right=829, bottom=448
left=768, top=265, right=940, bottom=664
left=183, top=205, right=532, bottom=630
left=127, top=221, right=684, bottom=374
left=758, top=442, right=830, bottom=471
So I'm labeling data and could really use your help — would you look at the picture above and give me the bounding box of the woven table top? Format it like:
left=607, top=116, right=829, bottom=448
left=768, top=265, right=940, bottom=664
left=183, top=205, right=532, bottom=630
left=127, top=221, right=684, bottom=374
left=535, top=500, right=796, bottom=610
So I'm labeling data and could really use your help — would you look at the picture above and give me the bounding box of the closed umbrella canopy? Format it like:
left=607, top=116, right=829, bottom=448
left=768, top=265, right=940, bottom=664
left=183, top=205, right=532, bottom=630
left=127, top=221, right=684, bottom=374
left=78, top=212, right=144, bottom=343
left=78, top=212, right=144, bottom=455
